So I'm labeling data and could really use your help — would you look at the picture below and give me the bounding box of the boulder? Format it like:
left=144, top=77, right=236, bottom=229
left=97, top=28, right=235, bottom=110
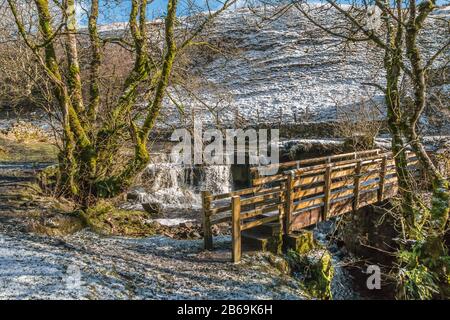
left=283, top=230, right=316, bottom=254
left=287, top=249, right=334, bottom=300
left=142, top=202, right=163, bottom=216
left=267, top=254, right=290, bottom=274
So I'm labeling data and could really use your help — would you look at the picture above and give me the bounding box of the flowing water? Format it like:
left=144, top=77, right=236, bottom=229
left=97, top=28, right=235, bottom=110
left=130, top=161, right=233, bottom=211
left=201, top=165, right=233, bottom=195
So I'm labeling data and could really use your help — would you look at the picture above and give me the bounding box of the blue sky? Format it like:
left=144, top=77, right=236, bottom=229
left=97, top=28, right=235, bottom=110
left=76, top=0, right=449, bottom=25
left=76, top=0, right=234, bottom=25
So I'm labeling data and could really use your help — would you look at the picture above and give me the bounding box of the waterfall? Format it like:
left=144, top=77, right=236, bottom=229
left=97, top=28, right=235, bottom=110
left=201, top=165, right=232, bottom=194
left=129, top=161, right=233, bottom=211
left=137, top=163, right=200, bottom=210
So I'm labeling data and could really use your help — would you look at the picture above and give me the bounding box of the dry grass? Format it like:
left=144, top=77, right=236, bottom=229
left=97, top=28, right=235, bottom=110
left=0, top=136, right=58, bottom=162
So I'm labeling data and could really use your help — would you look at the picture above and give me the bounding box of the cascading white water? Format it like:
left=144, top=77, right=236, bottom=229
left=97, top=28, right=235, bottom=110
left=136, top=163, right=200, bottom=210
left=200, top=165, right=232, bottom=195
left=130, top=161, right=233, bottom=211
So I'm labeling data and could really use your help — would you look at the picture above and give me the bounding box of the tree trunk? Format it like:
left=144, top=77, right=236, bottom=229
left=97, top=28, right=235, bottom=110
left=405, top=0, right=449, bottom=234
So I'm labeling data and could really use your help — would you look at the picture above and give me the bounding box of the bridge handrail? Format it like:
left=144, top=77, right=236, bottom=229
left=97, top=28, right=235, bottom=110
left=202, top=150, right=419, bottom=263
left=249, top=148, right=382, bottom=173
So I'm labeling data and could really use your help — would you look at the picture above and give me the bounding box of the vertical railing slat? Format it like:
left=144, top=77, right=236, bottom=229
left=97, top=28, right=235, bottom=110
left=353, top=160, right=362, bottom=211
left=285, top=172, right=294, bottom=235
left=378, top=155, right=387, bottom=202
left=279, top=183, right=286, bottom=236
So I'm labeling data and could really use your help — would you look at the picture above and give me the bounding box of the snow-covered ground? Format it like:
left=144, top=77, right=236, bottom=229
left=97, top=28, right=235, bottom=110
left=0, top=224, right=306, bottom=300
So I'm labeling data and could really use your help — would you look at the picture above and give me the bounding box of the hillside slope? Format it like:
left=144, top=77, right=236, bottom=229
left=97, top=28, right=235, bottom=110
left=160, top=5, right=449, bottom=131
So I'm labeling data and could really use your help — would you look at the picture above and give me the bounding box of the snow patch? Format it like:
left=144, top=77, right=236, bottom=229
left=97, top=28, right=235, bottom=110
left=154, top=218, right=195, bottom=227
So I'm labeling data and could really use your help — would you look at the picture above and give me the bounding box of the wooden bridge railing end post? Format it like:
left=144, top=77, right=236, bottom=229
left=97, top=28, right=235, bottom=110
left=231, top=196, right=242, bottom=263
left=202, top=191, right=213, bottom=250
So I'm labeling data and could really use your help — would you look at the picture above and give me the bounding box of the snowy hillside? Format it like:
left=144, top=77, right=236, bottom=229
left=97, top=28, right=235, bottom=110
left=159, top=5, right=449, bottom=129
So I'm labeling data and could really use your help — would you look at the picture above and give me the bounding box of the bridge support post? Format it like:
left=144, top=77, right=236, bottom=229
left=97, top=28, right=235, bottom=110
left=202, top=191, right=213, bottom=250
left=232, top=196, right=242, bottom=263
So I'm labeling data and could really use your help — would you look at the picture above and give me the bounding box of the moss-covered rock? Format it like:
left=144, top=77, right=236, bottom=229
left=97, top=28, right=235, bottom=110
left=287, top=249, right=335, bottom=300
left=142, top=202, right=163, bottom=217
left=266, top=254, right=291, bottom=274
left=26, top=212, right=85, bottom=236
left=83, top=201, right=158, bottom=237
left=284, top=230, right=316, bottom=254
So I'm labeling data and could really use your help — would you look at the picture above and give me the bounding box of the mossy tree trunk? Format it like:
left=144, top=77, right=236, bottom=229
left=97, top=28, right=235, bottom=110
left=6, top=0, right=174, bottom=207
left=382, top=3, right=416, bottom=232
left=401, top=2, right=449, bottom=293
left=404, top=0, right=449, bottom=235
left=7, top=0, right=235, bottom=208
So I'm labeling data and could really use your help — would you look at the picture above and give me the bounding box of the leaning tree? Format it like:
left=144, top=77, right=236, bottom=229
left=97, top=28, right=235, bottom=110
left=4, top=0, right=236, bottom=207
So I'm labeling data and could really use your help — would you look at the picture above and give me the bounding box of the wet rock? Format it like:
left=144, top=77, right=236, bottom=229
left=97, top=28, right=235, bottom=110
left=211, top=225, right=219, bottom=234
left=142, top=202, right=163, bottom=216
left=126, top=192, right=139, bottom=201
left=189, top=231, right=201, bottom=239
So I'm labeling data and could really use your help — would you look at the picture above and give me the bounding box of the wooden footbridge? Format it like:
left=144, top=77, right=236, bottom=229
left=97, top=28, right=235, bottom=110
left=202, top=149, right=418, bottom=263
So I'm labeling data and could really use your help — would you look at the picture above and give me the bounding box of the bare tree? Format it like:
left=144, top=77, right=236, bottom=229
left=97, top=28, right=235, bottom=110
left=4, top=0, right=236, bottom=207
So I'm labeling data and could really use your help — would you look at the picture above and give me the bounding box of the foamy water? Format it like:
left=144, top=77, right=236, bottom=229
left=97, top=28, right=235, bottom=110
left=128, top=162, right=233, bottom=211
